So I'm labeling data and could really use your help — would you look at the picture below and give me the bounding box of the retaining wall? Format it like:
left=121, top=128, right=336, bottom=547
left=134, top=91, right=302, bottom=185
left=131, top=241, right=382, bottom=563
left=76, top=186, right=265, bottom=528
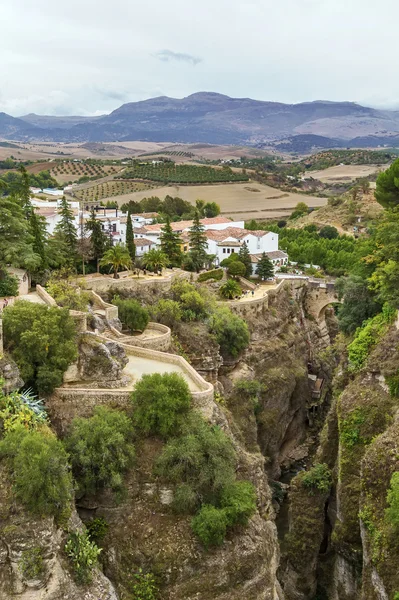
left=90, top=290, right=118, bottom=320
left=79, top=270, right=195, bottom=295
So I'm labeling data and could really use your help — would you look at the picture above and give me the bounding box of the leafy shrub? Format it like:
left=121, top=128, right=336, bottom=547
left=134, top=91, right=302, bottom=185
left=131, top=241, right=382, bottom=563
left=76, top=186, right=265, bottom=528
left=301, top=464, right=332, bottom=494
left=327, top=196, right=343, bottom=207
left=0, top=273, right=18, bottom=297
left=86, top=517, right=109, bottom=545
left=170, top=278, right=195, bottom=300
left=0, top=389, right=47, bottom=433
left=191, top=505, right=228, bottom=548
left=150, top=299, right=182, bottom=328
left=386, top=372, right=399, bottom=398
left=0, top=427, right=73, bottom=517
left=348, top=306, right=396, bottom=371
left=180, top=290, right=208, bottom=321
left=198, top=269, right=223, bottom=282
left=172, top=483, right=199, bottom=514
left=3, top=302, right=77, bottom=395
left=156, top=413, right=236, bottom=509
left=209, top=307, right=250, bottom=358
left=220, top=481, right=257, bottom=526
left=234, top=379, right=262, bottom=399
left=319, top=225, right=339, bottom=239
left=65, top=531, right=101, bottom=585
left=227, top=261, right=246, bottom=278
left=129, top=568, right=158, bottom=600
left=219, top=279, right=241, bottom=299
left=386, top=472, right=399, bottom=528
left=46, top=277, right=90, bottom=311
left=19, top=547, right=44, bottom=580
left=65, top=406, right=134, bottom=495
left=112, top=297, right=149, bottom=333
left=131, top=372, right=192, bottom=439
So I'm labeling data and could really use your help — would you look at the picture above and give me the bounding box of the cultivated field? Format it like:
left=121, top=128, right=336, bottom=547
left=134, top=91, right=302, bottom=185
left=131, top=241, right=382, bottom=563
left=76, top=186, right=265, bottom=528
left=100, top=182, right=327, bottom=220
left=75, top=180, right=155, bottom=202
left=307, top=164, right=387, bottom=183
left=50, top=161, right=123, bottom=183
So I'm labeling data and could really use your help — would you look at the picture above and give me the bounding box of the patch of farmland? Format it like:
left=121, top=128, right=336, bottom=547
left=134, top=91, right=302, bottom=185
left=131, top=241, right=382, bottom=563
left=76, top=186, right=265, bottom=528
left=100, top=182, right=327, bottom=219
left=75, top=180, right=155, bottom=202
left=307, top=164, right=387, bottom=183
left=51, top=161, right=123, bottom=183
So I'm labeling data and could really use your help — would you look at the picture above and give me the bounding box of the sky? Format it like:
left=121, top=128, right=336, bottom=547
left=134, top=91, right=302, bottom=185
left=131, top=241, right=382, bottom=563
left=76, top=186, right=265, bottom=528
left=2, top=0, right=399, bottom=116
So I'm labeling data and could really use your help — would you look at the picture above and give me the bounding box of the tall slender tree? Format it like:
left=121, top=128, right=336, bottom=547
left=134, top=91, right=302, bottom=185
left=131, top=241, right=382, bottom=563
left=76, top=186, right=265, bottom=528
left=239, top=242, right=252, bottom=278
left=18, top=165, right=32, bottom=216
left=126, top=210, right=136, bottom=264
left=256, top=253, right=274, bottom=280
left=188, top=211, right=208, bottom=272
left=85, top=208, right=106, bottom=271
left=160, top=216, right=182, bottom=267
left=29, top=212, right=48, bottom=270
left=55, top=196, right=77, bottom=255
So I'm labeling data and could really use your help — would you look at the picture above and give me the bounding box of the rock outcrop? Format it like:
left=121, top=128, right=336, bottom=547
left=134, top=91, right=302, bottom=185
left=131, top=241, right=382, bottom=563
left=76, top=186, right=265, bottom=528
left=0, top=355, right=23, bottom=394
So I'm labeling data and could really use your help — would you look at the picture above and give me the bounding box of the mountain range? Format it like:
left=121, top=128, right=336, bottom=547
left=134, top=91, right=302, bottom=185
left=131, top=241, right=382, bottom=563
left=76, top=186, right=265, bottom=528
left=2, top=92, right=399, bottom=149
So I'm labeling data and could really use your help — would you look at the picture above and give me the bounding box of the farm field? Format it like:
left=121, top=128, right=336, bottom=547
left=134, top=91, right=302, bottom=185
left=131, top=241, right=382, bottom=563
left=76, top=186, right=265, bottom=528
left=75, top=180, right=155, bottom=202
left=101, top=182, right=328, bottom=220
left=50, top=161, right=123, bottom=183
left=120, top=162, right=249, bottom=184
left=308, top=164, right=387, bottom=183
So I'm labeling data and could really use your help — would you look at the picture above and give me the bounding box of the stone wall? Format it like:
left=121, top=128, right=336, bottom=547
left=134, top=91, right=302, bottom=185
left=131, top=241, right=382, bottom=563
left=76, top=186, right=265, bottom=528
left=89, top=289, right=118, bottom=320
left=36, top=284, right=57, bottom=306
left=102, top=322, right=171, bottom=352
left=79, top=270, right=195, bottom=295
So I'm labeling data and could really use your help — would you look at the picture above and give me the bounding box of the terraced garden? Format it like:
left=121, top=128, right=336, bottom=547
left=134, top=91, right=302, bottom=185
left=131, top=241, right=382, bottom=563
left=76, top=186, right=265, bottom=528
left=75, top=180, right=155, bottom=202
left=120, top=162, right=249, bottom=184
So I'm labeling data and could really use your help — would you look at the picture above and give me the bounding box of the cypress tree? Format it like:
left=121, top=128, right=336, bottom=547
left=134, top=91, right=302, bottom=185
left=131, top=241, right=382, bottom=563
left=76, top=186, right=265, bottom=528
left=256, top=252, right=274, bottom=280
left=188, top=211, right=208, bottom=272
left=29, top=212, right=48, bottom=269
left=239, top=242, right=252, bottom=278
left=160, top=216, right=182, bottom=267
left=126, top=211, right=136, bottom=264
left=85, top=208, right=107, bottom=270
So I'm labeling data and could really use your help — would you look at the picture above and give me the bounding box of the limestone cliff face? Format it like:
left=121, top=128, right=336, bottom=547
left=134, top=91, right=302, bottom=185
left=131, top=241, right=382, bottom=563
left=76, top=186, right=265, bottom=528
left=0, top=465, right=118, bottom=600
left=0, top=355, right=24, bottom=394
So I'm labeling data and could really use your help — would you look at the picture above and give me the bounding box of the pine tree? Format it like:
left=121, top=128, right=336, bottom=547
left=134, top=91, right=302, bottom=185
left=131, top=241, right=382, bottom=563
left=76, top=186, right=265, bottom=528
left=0, top=195, right=40, bottom=271
left=256, top=253, right=274, bottom=280
left=29, top=212, right=48, bottom=269
left=188, top=211, right=208, bottom=272
left=18, top=165, right=32, bottom=216
left=239, top=242, right=252, bottom=278
left=55, top=196, right=77, bottom=254
left=160, top=216, right=182, bottom=267
left=126, top=211, right=136, bottom=264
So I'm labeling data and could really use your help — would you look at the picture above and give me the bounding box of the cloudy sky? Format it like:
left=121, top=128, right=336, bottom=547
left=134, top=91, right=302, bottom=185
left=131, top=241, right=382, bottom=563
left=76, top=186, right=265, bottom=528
left=2, top=0, right=398, bottom=116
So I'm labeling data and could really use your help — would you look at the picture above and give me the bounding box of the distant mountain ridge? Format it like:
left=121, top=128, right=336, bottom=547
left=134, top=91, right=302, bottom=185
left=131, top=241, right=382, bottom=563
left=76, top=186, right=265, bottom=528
left=1, top=92, right=399, bottom=149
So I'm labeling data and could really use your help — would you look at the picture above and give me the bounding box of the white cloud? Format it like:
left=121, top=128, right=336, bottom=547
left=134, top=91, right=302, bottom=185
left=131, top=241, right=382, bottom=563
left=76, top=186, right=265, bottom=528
left=0, top=0, right=398, bottom=115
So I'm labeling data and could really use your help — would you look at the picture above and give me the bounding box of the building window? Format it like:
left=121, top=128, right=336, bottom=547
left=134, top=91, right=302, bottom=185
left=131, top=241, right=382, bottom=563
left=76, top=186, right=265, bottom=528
left=223, top=248, right=226, bottom=254
left=141, top=247, right=143, bottom=251
left=231, top=249, right=235, bottom=253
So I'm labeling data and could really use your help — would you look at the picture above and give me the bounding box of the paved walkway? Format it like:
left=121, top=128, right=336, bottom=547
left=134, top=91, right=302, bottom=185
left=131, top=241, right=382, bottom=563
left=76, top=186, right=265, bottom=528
left=18, top=292, right=46, bottom=304
left=232, top=282, right=279, bottom=303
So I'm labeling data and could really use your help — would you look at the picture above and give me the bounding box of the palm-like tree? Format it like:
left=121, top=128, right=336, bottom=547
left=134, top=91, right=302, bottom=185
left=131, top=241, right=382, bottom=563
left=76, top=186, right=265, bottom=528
left=99, top=244, right=131, bottom=278
left=219, top=279, right=242, bottom=299
left=142, top=249, right=168, bottom=274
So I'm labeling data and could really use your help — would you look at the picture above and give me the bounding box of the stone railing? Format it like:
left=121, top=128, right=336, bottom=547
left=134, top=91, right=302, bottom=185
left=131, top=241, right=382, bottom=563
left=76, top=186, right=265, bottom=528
left=79, top=270, right=195, bottom=294
left=101, top=322, right=171, bottom=352
left=36, top=285, right=57, bottom=307
left=89, top=290, right=118, bottom=320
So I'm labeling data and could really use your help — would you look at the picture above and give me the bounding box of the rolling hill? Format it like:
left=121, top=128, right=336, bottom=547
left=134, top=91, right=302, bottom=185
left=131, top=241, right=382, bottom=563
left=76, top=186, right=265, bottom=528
left=1, top=92, right=399, bottom=149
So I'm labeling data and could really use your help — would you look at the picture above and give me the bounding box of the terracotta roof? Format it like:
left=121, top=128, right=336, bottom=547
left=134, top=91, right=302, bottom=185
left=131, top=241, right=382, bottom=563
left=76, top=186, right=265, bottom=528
left=133, top=238, right=154, bottom=246
left=217, top=241, right=243, bottom=247
left=205, top=227, right=270, bottom=242
left=250, top=251, right=288, bottom=262
left=143, top=216, right=232, bottom=234
left=133, top=227, right=149, bottom=235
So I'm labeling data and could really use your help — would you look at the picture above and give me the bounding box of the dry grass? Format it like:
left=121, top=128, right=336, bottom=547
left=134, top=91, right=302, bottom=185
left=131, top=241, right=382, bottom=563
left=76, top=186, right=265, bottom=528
left=75, top=180, right=154, bottom=202
left=308, top=164, right=387, bottom=182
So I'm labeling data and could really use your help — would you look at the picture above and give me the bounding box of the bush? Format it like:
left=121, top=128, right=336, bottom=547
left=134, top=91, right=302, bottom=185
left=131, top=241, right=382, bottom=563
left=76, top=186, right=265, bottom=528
left=180, top=290, right=208, bottom=321
left=19, top=547, right=44, bottom=580
left=227, top=261, right=246, bottom=278
left=348, top=306, right=396, bottom=371
left=198, top=269, right=223, bottom=282
left=112, top=297, right=149, bottom=333
left=3, top=302, right=77, bottom=396
left=301, top=464, right=332, bottom=494
left=0, top=273, right=18, bottom=297
left=86, top=517, right=109, bottom=545
left=46, top=277, right=91, bottom=311
left=191, top=505, right=228, bottom=548
left=319, top=225, right=339, bottom=239
left=219, top=279, right=241, bottom=299
left=220, top=481, right=257, bottom=526
left=156, top=413, right=236, bottom=509
left=64, top=406, right=134, bottom=495
left=327, top=196, right=343, bottom=207
left=130, top=568, right=158, bottom=600
left=150, top=299, right=182, bottom=328
left=0, top=427, right=73, bottom=517
left=131, top=372, right=192, bottom=438
left=386, top=472, right=399, bottom=528
left=65, top=532, right=101, bottom=585
left=209, top=307, right=250, bottom=358
left=0, top=389, right=47, bottom=433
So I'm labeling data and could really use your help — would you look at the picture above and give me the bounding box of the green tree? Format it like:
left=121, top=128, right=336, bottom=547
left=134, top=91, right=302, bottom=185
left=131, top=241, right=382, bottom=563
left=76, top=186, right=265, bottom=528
left=188, top=211, right=208, bottom=272
left=203, top=202, right=220, bottom=218
left=85, top=208, right=107, bottom=269
left=0, top=273, right=19, bottom=297
left=126, top=210, right=136, bottom=264
left=3, top=302, right=77, bottom=395
left=64, top=406, right=134, bottom=495
left=0, top=427, right=73, bottom=517
left=227, top=260, right=246, bottom=279
left=131, top=372, right=191, bottom=439
left=160, top=216, right=182, bottom=267
left=150, top=299, right=182, bottom=328
left=209, top=307, right=250, bottom=358
left=336, top=275, right=381, bottom=334
left=99, top=244, right=131, bottom=278
left=0, top=195, right=41, bottom=272
left=256, top=253, right=274, bottom=280
left=191, top=505, right=228, bottom=548
left=375, top=158, right=399, bottom=209
left=142, top=248, right=168, bottom=273
left=220, top=481, right=257, bottom=526
left=319, top=225, right=339, bottom=239
left=238, top=242, right=252, bottom=277
left=219, top=279, right=242, bottom=299
left=29, top=212, right=48, bottom=270
left=55, top=196, right=77, bottom=255
left=112, top=297, right=149, bottom=332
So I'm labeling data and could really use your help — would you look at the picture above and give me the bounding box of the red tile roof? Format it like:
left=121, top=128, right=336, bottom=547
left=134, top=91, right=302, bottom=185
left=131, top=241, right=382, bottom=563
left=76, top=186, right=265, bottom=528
left=133, top=238, right=154, bottom=246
